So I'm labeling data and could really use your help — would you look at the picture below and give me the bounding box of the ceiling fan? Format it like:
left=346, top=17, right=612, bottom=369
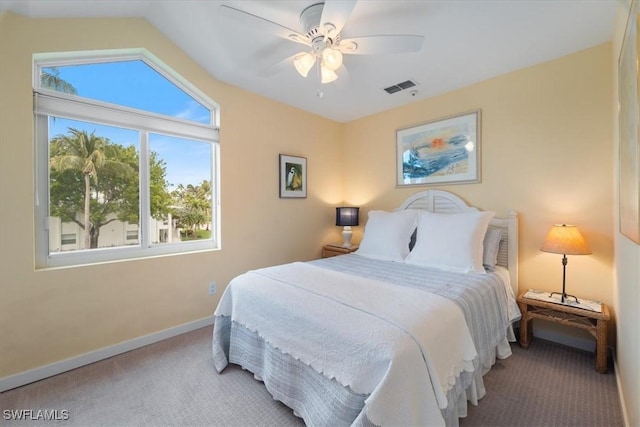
left=219, top=0, right=424, bottom=84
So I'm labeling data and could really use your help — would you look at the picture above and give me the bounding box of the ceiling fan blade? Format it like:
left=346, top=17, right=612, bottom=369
left=338, top=35, right=424, bottom=55
left=258, top=53, right=299, bottom=78
left=218, top=5, right=310, bottom=46
left=320, top=0, right=357, bottom=38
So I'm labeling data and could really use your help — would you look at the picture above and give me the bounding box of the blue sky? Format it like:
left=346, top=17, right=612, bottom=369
left=47, top=60, right=212, bottom=188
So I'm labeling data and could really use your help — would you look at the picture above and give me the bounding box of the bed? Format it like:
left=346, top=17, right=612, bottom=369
left=212, top=190, right=520, bottom=426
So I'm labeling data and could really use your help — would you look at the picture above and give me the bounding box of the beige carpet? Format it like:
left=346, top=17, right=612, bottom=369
left=460, top=334, right=623, bottom=426
left=0, top=326, right=623, bottom=426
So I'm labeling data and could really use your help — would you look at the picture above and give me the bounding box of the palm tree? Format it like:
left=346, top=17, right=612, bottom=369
left=41, top=67, right=78, bottom=94
left=169, top=181, right=212, bottom=238
left=50, top=128, right=106, bottom=249
left=199, top=180, right=212, bottom=230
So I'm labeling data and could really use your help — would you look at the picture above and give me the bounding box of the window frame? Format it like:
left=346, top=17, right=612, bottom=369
left=33, top=49, right=221, bottom=269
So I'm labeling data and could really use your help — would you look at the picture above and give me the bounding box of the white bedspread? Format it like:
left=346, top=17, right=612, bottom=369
left=214, top=262, right=478, bottom=426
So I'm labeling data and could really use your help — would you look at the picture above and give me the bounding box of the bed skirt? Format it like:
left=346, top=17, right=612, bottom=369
left=213, top=316, right=512, bottom=427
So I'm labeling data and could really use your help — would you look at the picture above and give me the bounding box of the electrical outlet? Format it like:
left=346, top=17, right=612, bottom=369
left=208, top=282, right=217, bottom=295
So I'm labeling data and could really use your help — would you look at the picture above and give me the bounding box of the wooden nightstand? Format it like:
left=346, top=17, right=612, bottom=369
left=322, top=244, right=359, bottom=258
left=517, top=290, right=611, bottom=373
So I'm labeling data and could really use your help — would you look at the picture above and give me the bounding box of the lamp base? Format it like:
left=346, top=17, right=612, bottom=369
left=549, top=254, right=580, bottom=304
left=341, top=226, right=353, bottom=248
left=549, top=291, right=580, bottom=304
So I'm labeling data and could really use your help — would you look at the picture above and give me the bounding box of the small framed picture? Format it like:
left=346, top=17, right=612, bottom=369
left=396, top=110, right=481, bottom=187
left=279, top=154, right=307, bottom=198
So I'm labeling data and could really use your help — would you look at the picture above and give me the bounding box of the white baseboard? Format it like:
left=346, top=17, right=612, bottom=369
left=0, top=316, right=214, bottom=393
left=613, top=355, right=631, bottom=427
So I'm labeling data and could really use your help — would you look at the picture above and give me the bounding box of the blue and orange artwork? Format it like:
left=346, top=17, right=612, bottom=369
left=398, top=112, right=478, bottom=186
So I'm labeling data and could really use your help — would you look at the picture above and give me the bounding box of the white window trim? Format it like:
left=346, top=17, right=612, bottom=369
left=33, top=49, right=221, bottom=269
left=33, top=48, right=220, bottom=127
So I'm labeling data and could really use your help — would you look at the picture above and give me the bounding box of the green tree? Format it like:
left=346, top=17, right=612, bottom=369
left=41, top=67, right=78, bottom=94
left=50, top=128, right=173, bottom=249
left=149, top=152, right=173, bottom=221
left=50, top=129, right=108, bottom=249
left=85, top=143, right=138, bottom=248
left=170, top=181, right=212, bottom=239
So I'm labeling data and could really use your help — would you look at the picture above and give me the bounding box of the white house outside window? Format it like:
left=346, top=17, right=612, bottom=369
left=33, top=49, right=220, bottom=269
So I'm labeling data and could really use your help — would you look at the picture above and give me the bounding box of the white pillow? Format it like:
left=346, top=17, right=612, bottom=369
left=355, top=209, right=420, bottom=262
left=405, top=211, right=495, bottom=273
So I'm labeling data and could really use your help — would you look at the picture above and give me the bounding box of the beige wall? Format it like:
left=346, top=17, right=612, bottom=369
left=612, top=1, right=640, bottom=425
left=0, top=13, right=344, bottom=377
left=1, top=10, right=636, bottom=423
left=344, top=43, right=614, bottom=312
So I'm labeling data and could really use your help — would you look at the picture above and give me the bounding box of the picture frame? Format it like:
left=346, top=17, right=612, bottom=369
left=396, top=110, right=481, bottom=187
left=279, top=154, right=307, bottom=198
left=618, top=0, right=640, bottom=244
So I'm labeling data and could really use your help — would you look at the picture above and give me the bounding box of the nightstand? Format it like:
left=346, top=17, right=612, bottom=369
left=322, top=244, right=359, bottom=258
left=517, top=290, right=610, bottom=373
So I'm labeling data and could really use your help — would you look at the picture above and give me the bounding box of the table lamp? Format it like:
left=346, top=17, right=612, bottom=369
left=540, top=224, right=591, bottom=303
left=335, top=207, right=359, bottom=248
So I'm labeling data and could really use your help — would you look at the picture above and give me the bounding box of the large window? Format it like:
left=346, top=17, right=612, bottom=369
left=34, top=50, right=220, bottom=268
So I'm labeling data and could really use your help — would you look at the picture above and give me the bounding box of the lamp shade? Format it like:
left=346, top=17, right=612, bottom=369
left=322, top=47, right=343, bottom=71
left=320, top=65, right=338, bottom=84
left=540, top=224, right=591, bottom=255
left=294, top=52, right=315, bottom=77
left=336, top=207, right=359, bottom=227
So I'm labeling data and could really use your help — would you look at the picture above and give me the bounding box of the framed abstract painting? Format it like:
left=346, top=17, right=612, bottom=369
left=396, top=110, right=481, bottom=187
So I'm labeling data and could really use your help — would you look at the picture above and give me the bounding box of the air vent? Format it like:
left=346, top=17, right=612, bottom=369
left=383, top=79, right=417, bottom=95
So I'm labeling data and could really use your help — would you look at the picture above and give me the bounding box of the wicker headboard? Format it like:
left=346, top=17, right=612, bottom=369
left=395, top=190, right=519, bottom=296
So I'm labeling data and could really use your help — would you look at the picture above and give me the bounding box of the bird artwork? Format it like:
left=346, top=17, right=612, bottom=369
left=287, top=167, right=295, bottom=188
left=286, top=164, right=302, bottom=191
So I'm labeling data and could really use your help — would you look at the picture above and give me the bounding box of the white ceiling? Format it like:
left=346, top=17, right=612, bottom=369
left=0, top=0, right=617, bottom=122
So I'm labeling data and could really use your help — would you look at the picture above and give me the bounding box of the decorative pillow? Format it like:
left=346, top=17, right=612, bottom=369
left=409, top=228, right=417, bottom=251
left=483, top=227, right=503, bottom=272
left=405, top=211, right=495, bottom=273
left=355, top=209, right=420, bottom=262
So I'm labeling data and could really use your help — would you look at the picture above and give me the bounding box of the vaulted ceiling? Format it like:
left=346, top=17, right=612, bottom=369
left=0, top=0, right=618, bottom=122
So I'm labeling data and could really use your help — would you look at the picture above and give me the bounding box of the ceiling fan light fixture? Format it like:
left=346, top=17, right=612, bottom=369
left=294, top=52, right=316, bottom=77
left=220, top=3, right=425, bottom=90
left=321, top=47, right=343, bottom=71
left=320, top=65, right=338, bottom=84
